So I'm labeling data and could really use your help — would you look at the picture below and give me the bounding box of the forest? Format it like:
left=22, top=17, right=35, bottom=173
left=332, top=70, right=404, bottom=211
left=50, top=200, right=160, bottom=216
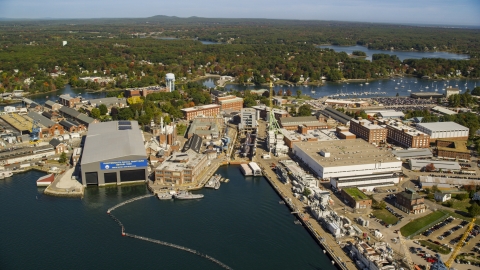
left=0, top=16, right=479, bottom=93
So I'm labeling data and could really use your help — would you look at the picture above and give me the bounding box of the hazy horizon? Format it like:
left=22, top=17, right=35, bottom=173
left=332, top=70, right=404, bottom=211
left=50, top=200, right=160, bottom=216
left=1, top=0, right=479, bottom=27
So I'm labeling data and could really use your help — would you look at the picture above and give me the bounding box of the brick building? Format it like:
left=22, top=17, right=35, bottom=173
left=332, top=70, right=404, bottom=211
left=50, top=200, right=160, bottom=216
left=279, top=116, right=328, bottom=132
left=58, top=94, right=81, bottom=108
left=336, top=126, right=356, bottom=140
left=384, top=120, right=430, bottom=148
left=341, top=187, right=372, bottom=209
left=436, top=139, right=470, bottom=160
left=215, top=95, right=244, bottom=111
left=395, top=189, right=426, bottom=214
left=349, top=118, right=387, bottom=144
left=181, top=104, right=221, bottom=121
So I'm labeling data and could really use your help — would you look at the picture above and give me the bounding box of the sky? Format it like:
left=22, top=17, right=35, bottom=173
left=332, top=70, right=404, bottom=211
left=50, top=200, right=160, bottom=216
left=1, top=0, right=479, bottom=26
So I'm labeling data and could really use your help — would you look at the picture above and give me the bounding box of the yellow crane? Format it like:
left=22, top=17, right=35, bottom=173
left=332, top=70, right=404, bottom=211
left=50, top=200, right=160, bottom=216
left=444, top=218, right=476, bottom=268
left=397, top=230, right=415, bottom=270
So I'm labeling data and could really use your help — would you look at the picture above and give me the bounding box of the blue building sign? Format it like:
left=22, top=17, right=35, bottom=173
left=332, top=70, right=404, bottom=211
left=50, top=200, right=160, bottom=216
left=100, top=159, right=148, bottom=170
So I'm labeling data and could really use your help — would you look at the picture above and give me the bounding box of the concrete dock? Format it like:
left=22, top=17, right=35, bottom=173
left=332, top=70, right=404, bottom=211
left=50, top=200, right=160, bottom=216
left=44, top=168, right=84, bottom=197
left=256, top=158, right=354, bottom=270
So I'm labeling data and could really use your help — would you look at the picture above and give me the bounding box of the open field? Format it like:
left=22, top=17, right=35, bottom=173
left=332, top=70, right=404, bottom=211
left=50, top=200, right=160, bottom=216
left=400, top=210, right=449, bottom=237
left=372, top=209, right=399, bottom=225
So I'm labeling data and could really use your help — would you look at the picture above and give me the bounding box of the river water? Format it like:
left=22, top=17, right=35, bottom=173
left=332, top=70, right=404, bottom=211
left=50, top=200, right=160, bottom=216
left=317, top=45, right=470, bottom=61
left=203, top=77, right=479, bottom=99
left=0, top=166, right=333, bottom=270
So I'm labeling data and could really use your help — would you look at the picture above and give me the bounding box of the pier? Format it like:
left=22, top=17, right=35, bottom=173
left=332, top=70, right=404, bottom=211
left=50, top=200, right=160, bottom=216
left=257, top=162, right=353, bottom=270
left=107, top=194, right=233, bottom=270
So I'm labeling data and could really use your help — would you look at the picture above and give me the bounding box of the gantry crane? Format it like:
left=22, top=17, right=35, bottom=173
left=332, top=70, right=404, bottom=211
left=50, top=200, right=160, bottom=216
left=30, top=120, right=41, bottom=143
left=397, top=230, right=415, bottom=270
left=444, top=218, right=476, bottom=268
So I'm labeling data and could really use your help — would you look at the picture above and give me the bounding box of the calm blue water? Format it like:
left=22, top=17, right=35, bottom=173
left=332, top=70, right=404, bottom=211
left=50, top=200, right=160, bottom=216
left=318, top=45, right=470, bottom=61
left=0, top=166, right=333, bottom=270
left=202, top=77, right=480, bottom=99
left=155, top=37, right=221, bottom=45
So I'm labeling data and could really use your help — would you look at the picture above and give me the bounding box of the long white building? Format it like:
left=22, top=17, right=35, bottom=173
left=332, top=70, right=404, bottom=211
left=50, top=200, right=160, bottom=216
left=415, top=122, right=469, bottom=140
left=292, top=139, right=402, bottom=191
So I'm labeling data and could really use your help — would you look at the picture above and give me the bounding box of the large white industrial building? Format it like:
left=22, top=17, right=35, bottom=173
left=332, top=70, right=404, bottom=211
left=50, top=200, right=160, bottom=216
left=415, top=122, right=469, bottom=140
left=81, top=121, right=148, bottom=186
left=292, top=139, right=402, bottom=191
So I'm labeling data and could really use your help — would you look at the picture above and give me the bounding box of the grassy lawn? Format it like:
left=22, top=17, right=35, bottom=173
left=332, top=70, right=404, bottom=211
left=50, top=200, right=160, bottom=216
left=448, top=199, right=473, bottom=213
left=343, top=187, right=369, bottom=200
left=400, top=210, right=449, bottom=237
left=418, top=240, right=451, bottom=255
left=372, top=209, right=398, bottom=225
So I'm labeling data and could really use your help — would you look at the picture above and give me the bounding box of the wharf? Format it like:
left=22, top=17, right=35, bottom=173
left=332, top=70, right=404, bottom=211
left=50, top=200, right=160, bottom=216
left=256, top=159, right=354, bottom=270
left=44, top=167, right=84, bottom=197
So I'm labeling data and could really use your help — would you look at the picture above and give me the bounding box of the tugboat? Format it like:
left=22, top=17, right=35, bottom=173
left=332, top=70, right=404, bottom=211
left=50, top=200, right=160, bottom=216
left=175, top=191, right=204, bottom=200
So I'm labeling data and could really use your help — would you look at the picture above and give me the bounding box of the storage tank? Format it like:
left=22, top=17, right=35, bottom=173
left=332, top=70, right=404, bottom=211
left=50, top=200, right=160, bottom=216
left=165, top=73, right=175, bottom=92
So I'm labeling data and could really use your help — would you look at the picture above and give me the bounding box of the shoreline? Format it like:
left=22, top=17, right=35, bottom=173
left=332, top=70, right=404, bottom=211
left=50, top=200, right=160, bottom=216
left=316, top=43, right=471, bottom=56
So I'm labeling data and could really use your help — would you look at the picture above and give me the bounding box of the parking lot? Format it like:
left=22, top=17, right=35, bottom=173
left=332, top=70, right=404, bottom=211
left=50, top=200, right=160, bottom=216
left=410, top=217, right=480, bottom=267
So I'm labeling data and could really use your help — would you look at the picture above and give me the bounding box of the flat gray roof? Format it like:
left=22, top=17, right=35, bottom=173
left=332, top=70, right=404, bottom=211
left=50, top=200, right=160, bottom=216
left=416, top=121, right=468, bottom=132
left=81, top=121, right=146, bottom=165
left=294, top=139, right=398, bottom=167
left=409, top=159, right=461, bottom=170
left=392, top=148, right=433, bottom=159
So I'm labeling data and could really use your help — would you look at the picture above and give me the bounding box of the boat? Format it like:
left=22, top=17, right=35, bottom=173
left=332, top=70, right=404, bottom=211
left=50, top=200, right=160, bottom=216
left=157, top=193, right=173, bottom=200
left=407, top=89, right=412, bottom=92
left=175, top=191, right=204, bottom=200
left=214, top=181, right=220, bottom=190
left=224, top=179, right=230, bottom=183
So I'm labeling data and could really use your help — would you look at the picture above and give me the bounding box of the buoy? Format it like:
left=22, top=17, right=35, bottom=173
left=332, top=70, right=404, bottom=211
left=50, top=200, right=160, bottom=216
left=331, top=261, right=335, bottom=265
left=107, top=210, right=110, bottom=214
left=323, top=250, right=326, bottom=253
left=122, top=232, right=126, bottom=236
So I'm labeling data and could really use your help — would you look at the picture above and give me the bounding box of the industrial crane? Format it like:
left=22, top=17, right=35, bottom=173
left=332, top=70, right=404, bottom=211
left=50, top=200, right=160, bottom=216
left=397, top=230, right=415, bottom=270
left=444, top=218, right=476, bottom=268
left=29, top=120, right=41, bottom=143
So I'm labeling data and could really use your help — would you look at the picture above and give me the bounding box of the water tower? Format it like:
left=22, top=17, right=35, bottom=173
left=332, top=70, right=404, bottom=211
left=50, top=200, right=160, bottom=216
left=165, top=73, right=175, bottom=92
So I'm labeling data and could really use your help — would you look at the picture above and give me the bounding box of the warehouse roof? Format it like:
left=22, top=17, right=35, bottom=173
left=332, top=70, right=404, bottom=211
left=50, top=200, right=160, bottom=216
left=319, top=107, right=352, bottom=125
left=431, top=106, right=457, bottom=115
left=392, top=148, right=433, bottom=159
left=293, top=139, right=398, bottom=167
left=409, top=159, right=461, bottom=171
left=27, top=111, right=55, bottom=127
left=416, top=122, right=468, bottom=132
left=81, top=121, right=146, bottom=165
left=378, top=111, right=405, bottom=118
left=280, top=116, right=319, bottom=126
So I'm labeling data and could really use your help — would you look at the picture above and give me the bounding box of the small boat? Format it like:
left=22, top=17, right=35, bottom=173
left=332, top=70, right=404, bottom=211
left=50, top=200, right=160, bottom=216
left=407, top=89, right=412, bottom=92
left=224, top=179, right=230, bottom=183
left=157, top=193, right=173, bottom=200
left=175, top=191, right=204, bottom=200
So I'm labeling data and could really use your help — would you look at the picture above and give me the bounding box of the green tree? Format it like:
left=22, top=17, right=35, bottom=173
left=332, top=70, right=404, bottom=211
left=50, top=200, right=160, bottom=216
left=467, top=202, right=480, bottom=217
left=296, top=89, right=302, bottom=98
left=91, top=108, right=101, bottom=119
left=302, top=188, right=312, bottom=197
left=58, top=152, right=67, bottom=164
left=297, top=104, right=312, bottom=116
left=455, top=193, right=469, bottom=200
left=98, top=104, right=108, bottom=116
